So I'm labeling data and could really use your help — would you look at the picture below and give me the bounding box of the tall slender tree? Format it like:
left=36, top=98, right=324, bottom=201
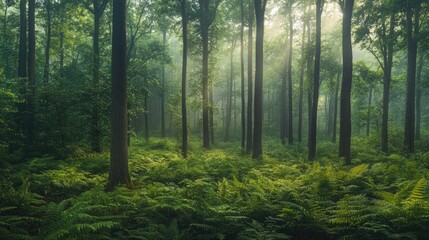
left=18, top=0, right=26, bottom=79
left=287, top=0, right=294, bottom=145
left=107, top=0, right=131, bottom=191
left=195, top=0, right=221, bottom=148
left=81, top=0, right=109, bottom=153
left=26, top=0, right=36, bottom=155
left=338, top=0, right=354, bottom=164
left=246, top=0, right=254, bottom=153
left=298, top=5, right=307, bottom=143
left=308, top=0, right=323, bottom=161
left=43, top=0, right=52, bottom=83
left=179, top=0, right=188, bottom=158
left=416, top=52, right=423, bottom=140
left=240, top=0, right=246, bottom=149
left=252, top=0, right=268, bottom=159
left=404, top=0, right=420, bottom=153
left=161, top=28, right=167, bottom=137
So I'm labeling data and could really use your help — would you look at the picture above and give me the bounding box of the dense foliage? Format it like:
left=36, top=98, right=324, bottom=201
left=1, top=138, right=428, bottom=240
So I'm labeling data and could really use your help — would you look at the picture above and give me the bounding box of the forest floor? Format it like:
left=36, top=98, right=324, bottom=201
left=1, top=137, right=429, bottom=240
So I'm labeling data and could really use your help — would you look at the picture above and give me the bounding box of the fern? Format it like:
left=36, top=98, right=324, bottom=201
left=41, top=200, right=118, bottom=240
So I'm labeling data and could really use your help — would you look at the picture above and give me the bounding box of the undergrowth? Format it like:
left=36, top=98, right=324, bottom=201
left=1, top=137, right=428, bottom=239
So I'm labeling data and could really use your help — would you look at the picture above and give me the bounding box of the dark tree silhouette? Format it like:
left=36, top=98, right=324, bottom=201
left=338, top=0, right=354, bottom=165
left=252, top=0, right=268, bottom=159
left=107, top=0, right=132, bottom=191
left=246, top=0, right=254, bottom=154
left=308, top=0, right=323, bottom=161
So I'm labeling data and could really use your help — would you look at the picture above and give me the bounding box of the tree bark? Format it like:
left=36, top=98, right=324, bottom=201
left=332, top=73, right=339, bottom=143
left=180, top=0, right=188, bottom=158
left=202, top=24, right=210, bottom=148
left=252, top=0, right=267, bottom=159
left=161, top=29, right=167, bottom=137
left=381, top=13, right=395, bottom=153
left=225, top=43, right=234, bottom=142
left=404, top=1, right=419, bottom=154
left=246, top=0, right=254, bottom=153
left=107, top=0, right=131, bottom=191
left=210, top=81, right=215, bottom=144
left=339, top=0, right=354, bottom=164
left=90, top=0, right=108, bottom=153
left=308, top=0, right=323, bottom=161
left=240, top=0, right=246, bottom=149
left=18, top=0, right=26, bottom=78
left=416, top=52, right=423, bottom=140
left=366, top=88, right=372, bottom=136
left=43, top=0, right=51, bottom=83
left=287, top=7, right=293, bottom=145
left=298, top=15, right=306, bottom=143
left=26, top=0, right=36, bottom=155
left=144, top=92, right=149, bottom=140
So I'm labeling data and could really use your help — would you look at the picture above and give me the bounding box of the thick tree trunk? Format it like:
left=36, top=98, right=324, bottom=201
left=43, top=0, right=51, bottom=83
left=246, top=0, right=254, bottom=153
left=107, top=0, right=131, bottom=191
left=404, top=2, right=419, bottom=153
left=240, top=0, right=246, bottom=149
left=161, top=29, right=166, bottom=137
left=308, top=0, right=322, bottom=161
left=180, top=0, right=188, bottom=158
left=339, top=0, right=354, bottom=164
left=252, top=0, right=267, bottom=159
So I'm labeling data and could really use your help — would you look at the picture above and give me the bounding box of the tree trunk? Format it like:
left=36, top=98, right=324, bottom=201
left=280, top=33, right=287, bottom=145
left=287, top=8, right=293, bottom=145
left=210, top=81, right=215, bottom=144
left=161, top=29, right=166, bottom=137
left=306, top=18, right=313, bottom=148
left=144, top=92, right=149, bottom=140
left=26, top=0, right=36, bottom=155
left=246, top=0, right=254, bottom=153
left=381, top=13, right=395, bottom=153
left=180, top=0, right=188, bottom=158
left=333, top=73, right=339, bottom=143
left=252, top=0, right=267, bottom=159
left=91, top=2, right=102, bottom=153
left=225, top=43, right=234, bottom=142
left=202, top=29, right=210, bottom=148
left=366, top=88, right=372, bottom=136
left=298, top=16, right=306, bottom=143
left=18, top=0, right=26, bottom=78
left=240, top=0, right=246, bottom=149
left=107, top=0, right=131, bottom=191
left=404, top=2, right=419, bottom=154
left=339, top=0, right=354, bottom=164
left=43, top=0, right=51, bottom=83
left=416, top=52, right=423, bottom=140
left=308, top=0, right=323, bottom=161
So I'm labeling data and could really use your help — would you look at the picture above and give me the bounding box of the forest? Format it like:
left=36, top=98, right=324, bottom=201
left=0, top=0, right=429, bottom=239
